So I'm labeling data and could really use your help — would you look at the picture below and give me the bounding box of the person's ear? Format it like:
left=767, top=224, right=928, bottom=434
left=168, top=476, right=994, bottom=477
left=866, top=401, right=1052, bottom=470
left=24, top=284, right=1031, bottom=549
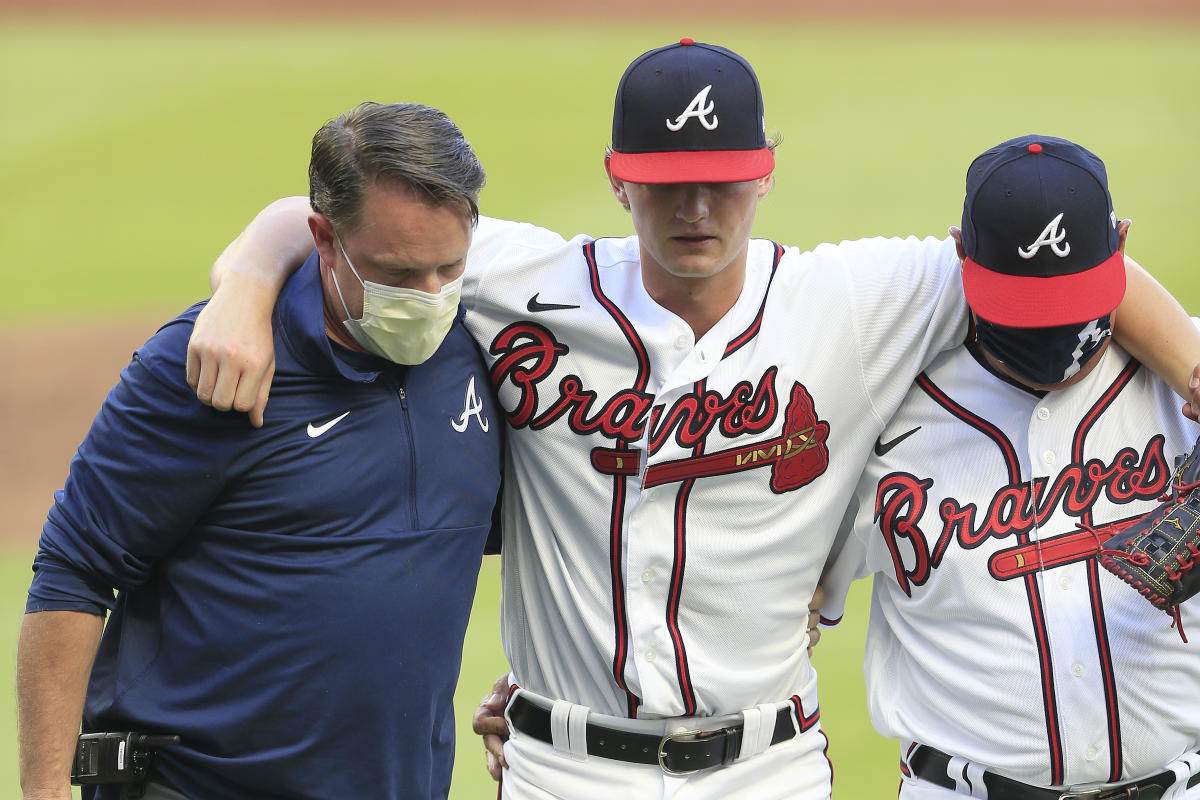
left=949, top=226, right=966, bottom=261
left=604, top=154, right=631, bottom=211
left=309, top=213, right=338, bottom=270
left=1117, top=218, right=1131, bottom=253
left=756, top=172, right=774, bottom=198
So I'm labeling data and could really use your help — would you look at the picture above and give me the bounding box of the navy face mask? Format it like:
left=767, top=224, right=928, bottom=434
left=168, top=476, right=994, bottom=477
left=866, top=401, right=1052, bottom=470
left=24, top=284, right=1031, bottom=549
left=975, top=315, right=1113, bottom=386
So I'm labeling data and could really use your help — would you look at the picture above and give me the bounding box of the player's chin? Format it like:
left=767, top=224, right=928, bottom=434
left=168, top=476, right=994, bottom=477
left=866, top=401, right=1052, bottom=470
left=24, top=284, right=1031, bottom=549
left=661, top=248, right=728, bottom=279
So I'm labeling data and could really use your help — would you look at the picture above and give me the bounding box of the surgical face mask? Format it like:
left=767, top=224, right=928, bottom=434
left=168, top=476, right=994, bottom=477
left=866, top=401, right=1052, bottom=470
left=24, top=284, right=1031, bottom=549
left=975, top=315, right=1112, bottom=387
left=330, top=238, right=462, bottom=365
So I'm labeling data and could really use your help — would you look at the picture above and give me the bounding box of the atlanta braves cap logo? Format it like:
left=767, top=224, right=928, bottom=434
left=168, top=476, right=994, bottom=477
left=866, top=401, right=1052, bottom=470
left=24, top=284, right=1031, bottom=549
left=959, top=135, right=1125, bottom=327
left=608, top=38, right=774, bottom=184
left=1018, top=212, right=1071, bottom=259
left=666, top=85, right=718, bottom=132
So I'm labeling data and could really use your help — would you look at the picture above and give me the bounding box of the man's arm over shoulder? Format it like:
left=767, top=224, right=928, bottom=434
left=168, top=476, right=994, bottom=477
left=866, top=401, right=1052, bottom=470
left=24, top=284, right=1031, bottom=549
left=188, top=206, right=574, bottom=426
left=188, top=196, right=313, bottom=427
left=461, top=216, right=575, bottom=311
left=830, top=234, right=969, bottom=426
left=1112, top=257, right=1200, bottom=421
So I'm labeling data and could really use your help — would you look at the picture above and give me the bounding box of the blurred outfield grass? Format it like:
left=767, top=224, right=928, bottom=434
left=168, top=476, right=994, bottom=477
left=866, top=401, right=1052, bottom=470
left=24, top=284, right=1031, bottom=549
left=1, top=18, right=1197, bottom=799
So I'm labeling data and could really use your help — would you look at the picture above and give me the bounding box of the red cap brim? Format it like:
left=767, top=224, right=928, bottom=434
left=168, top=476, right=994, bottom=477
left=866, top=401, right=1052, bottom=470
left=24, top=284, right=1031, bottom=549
left=962, top=250, right=1126, bottom=328
left=608, top=148, right=775, bottom=184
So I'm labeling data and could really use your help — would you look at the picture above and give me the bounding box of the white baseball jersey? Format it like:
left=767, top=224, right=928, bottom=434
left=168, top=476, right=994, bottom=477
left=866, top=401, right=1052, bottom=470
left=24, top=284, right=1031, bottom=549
left=462, top=216, right=966, bottom=727
left=822, top=330, right=1200, bottom=789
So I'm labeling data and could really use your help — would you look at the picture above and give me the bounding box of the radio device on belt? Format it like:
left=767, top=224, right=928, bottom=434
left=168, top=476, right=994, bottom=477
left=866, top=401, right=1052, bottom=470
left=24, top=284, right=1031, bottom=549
left=71, top=732, right=181, bottom=792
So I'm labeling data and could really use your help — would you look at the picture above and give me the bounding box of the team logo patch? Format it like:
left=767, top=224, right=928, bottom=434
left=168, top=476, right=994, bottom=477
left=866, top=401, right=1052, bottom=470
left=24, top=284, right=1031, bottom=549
left=1018, top=212, right=1071, bottom=259
left=666, top=85, right=718, bottom=132
left=769, top=383, right=831, bottom=492
left=451, top=376, right=489, bottom=433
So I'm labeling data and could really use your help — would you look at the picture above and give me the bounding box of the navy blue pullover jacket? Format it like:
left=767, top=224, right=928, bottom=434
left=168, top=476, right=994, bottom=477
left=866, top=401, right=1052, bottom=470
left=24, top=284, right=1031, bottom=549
left=27, top=252, right=503, bottom=799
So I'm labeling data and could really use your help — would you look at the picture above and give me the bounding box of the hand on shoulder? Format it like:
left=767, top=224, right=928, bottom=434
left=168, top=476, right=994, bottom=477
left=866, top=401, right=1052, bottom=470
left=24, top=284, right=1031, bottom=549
left=186, top=278, right=277, bottom=429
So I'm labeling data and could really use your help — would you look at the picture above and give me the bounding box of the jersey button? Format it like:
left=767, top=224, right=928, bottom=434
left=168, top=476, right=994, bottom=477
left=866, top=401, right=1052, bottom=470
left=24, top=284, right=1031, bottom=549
left=1085, top=746, right=1099, bottom=761
left=641, top=569, right=656, bottom=584
left=1071, top=662, right=1085, bottom=677
left=1037, top=407, right=1051, bottom=420
left=1043, top=450, right=1057, bottom=465
left=1059, top=574, right=1072, bottom=590
left=674, top=335, right=690, bottom=350
left=645, top=648, right=657, bottom=662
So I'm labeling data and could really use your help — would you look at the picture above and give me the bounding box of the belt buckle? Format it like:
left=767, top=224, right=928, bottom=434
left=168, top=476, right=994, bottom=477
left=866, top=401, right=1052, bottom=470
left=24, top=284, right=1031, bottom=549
left=1059, top=789, right=1133, bottom=800
left=657, top=729, right=703, bottom=776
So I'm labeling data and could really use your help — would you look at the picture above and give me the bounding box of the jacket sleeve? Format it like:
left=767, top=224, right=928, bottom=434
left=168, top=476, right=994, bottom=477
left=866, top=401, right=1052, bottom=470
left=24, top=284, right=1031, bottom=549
left=27, top=308, right=251, bottom=615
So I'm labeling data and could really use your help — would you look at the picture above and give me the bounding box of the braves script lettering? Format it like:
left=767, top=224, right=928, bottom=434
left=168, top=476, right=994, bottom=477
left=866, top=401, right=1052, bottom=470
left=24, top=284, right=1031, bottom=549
left=874, top=436, right=1170, bottom=595
left=489, top=323, right=779, bottom=454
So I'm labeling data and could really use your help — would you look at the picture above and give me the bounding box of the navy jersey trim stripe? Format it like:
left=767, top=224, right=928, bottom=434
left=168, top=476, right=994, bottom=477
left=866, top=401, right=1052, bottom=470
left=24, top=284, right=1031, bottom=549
left=915, top=374, right=1020, bottom=477
left=723, top=242, right=784, bottom=359
left=584, top=240, right=647, bottom=717
left=916, top=371, right=1066, bottom=783
left=1072, top=356, right=1140, bottom=781
left=666, top=379, right=704, bottom=715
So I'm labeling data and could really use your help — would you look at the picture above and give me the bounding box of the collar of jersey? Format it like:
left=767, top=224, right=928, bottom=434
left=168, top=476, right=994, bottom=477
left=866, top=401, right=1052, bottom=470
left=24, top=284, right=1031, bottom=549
left=274, top=251, right=387, bottom=384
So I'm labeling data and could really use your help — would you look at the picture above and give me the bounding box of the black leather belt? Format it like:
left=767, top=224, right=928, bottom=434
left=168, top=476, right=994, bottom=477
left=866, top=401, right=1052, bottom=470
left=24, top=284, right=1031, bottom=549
left=508, top=694, right=798, bottom=775
left=909, top=744, right=1200, bottom=800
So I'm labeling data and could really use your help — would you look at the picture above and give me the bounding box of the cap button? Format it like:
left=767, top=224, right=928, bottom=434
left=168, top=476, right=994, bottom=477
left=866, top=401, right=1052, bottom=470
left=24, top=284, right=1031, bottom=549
left=680, top=37, right=694, bottom=46
left=1028, top=143, right=1043, bottom=154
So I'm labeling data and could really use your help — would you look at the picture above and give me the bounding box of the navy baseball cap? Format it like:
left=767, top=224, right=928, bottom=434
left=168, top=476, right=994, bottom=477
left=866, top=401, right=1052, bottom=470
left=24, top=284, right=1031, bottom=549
left=961, top=134, right=1124, bottom=328
left=608, top=38, right=775, bottom=184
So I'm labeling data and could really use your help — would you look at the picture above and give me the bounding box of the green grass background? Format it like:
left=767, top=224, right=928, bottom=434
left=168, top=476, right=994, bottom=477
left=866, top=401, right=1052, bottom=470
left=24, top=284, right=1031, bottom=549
left=1, top=18, right=1197, bottom=799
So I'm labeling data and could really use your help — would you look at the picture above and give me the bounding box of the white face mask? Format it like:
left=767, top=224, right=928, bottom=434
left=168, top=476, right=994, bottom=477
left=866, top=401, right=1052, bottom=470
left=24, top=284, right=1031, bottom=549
left=330, top=238, right=462, bottom=365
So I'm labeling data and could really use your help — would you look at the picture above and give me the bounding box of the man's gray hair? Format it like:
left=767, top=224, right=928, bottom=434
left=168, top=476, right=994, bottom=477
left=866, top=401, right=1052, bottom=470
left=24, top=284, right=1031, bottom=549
left=309, top=102, right=486, bottom=231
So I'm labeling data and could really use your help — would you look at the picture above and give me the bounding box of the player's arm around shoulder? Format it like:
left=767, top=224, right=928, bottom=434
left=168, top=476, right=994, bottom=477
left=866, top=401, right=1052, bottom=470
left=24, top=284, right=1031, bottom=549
left=825, top=233, right=969, bottom=419
left=1111, top=258, right=1200, bottom=421
left=187, top=196, right=313, bottom=428
left=462, top=215, right=580, bottom=313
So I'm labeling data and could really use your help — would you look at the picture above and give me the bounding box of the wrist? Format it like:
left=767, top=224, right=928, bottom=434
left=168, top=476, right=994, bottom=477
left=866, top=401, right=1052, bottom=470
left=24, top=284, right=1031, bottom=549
left=21, top=784, right=73, bottom=800
left=216, top=262, right=291, bottom=302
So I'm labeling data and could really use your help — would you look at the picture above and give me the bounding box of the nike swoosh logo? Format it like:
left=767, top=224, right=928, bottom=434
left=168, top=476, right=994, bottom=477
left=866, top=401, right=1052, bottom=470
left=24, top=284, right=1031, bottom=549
left=307, top=411, right=351, bottom=438
left=527, top=293, right=580, bottom=312
left=873, top=426, right=922, bottom=457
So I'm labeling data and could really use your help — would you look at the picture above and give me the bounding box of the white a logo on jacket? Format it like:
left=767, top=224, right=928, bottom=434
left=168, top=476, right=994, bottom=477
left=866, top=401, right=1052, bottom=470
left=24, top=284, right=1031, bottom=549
left=1018, top=212, right=1071, bottom=259
left=667, top=85, right=718, bottom=131
left=451, top=376, right=489, bottom=433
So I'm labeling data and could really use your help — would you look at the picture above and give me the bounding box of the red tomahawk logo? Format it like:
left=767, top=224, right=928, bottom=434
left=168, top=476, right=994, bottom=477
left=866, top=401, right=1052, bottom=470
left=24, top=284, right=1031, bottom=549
left=590, top=382, right=830, bottom=492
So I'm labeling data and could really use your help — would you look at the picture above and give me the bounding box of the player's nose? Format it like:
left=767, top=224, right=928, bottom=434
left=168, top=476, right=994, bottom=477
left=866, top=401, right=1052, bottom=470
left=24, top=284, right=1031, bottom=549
left=676, top=184, right=710, bottom=223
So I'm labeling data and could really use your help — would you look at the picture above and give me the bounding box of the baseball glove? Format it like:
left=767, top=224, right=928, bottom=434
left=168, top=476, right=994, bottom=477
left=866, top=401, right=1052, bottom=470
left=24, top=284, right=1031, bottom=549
left=1098, top=434, right=1200, bottom=642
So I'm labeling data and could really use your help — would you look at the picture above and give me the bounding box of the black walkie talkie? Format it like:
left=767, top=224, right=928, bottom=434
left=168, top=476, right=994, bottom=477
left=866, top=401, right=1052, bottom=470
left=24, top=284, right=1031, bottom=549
left=71, top=732, right=180, bottom=785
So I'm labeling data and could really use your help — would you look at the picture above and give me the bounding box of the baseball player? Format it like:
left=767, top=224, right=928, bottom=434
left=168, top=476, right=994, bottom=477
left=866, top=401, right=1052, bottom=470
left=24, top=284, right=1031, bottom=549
left=821, top=135, right=1200, bottom=799
left=184, top=43, right=1200, bottom=799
